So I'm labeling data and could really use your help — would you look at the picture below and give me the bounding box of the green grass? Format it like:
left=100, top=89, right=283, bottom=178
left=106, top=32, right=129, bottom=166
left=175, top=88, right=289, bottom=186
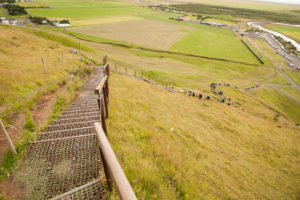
left=0, top=111, right=37, bottom=182
left=250, top=86, right=300, bottom=124
left=107, top=72, right=300, bottom=199
left=24, top=29, right=95, bottom=52
left=169, top=27, right=259, bottom=64
left=285, top=70, right=300, bottom=86
left=277, top=85, right=300, bottom=100
left=0, top=8, right=10, bottom=18
left=264, top=24, right=300, bottom=43
left=27, top=1, right=150, bottom=19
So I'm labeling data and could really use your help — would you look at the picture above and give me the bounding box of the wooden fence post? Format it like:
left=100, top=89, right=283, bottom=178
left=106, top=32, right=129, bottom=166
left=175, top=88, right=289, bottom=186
left=62, top=52, right=64, bottom=66
left=41, top=57, right=46, bottom=78
left=0, top=119, right=16, bottom=155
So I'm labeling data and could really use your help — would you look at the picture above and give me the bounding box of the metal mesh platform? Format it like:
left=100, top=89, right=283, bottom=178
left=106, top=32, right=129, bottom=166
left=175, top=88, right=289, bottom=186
left=50, top=179, right=107, bottom=200
left=17, top=135, right=103, bottom=199
left=38, top=127, right=95, bottom=140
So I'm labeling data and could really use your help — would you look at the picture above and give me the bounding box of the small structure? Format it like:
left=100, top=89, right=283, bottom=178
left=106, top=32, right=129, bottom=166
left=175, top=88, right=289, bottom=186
left=41, top=19, right=47, bottom=24
left=53, top=21, right=71, bottom=27
left=8, top=18, right=17, bottom=26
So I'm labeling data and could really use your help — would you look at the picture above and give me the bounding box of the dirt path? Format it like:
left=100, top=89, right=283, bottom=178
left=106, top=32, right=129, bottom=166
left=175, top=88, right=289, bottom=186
left=265, top=83, right=300, bottom=103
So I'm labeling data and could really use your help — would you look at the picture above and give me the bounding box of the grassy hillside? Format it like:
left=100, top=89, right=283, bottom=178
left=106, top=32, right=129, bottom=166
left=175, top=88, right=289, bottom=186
left=108, top=72, right=299, bottom=200
left=0, top=25, right=99, bottom=121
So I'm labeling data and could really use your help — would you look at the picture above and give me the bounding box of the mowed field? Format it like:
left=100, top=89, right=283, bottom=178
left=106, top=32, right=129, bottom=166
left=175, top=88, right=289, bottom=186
left=264, top=24, right=300, bottom=43
left=69, top=19, right=195, bottom=49
left=28, top=1, right=150, bottom=18
left=169, top=26, right=259, bottom=64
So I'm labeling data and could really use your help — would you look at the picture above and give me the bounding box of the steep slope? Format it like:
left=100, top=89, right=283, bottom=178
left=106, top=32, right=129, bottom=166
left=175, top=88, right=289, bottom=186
left=0, top=25, right=91, bottom=112
left=107, top=72, right=299, bottom=200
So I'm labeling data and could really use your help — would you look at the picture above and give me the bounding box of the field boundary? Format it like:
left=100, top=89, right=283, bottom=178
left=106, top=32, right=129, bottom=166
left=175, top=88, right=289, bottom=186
left=241, top=39, right=264, bottom=64
left=65, top=31, right=260, bottom=66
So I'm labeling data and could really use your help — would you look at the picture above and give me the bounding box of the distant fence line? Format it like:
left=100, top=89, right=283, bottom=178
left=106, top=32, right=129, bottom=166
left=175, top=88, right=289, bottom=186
left=241, top=39, right=264, bottom=64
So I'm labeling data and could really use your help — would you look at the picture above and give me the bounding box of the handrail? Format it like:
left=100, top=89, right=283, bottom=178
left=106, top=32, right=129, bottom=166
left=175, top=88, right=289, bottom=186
left=94, top=122, right=137, bottom=200
left=95, top=76, right=108, bottom=95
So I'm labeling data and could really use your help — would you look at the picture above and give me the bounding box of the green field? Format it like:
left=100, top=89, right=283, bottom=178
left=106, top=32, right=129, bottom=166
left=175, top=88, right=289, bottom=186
left=169, top=27, right=259, bottom=64
left=264, top=24, right=300, bottom=43
left=28, top=1, right=150, bottom=19
left=0, top=8, right=10, bottom=18
left=277, top=85, right=300, bottom=100
left=285, top=70, right=300, bottom=86
left=69, top=19, right=194, bottom=50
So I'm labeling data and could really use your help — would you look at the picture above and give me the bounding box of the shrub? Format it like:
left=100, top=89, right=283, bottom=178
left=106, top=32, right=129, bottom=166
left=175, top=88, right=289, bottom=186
left=3, top=4, right=27, bottom=15
left=24, top=110, right=36, bottom=132
left=59, top=19, right=70, bottom=24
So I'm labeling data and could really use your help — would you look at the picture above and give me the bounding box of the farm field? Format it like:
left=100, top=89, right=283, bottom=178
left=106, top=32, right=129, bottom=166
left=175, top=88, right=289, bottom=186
left=107, top=72, right=299, bottom=199
left=169, top=27, right=259, bottom=64
left=28, top=1, right=150, bottom=19
left=27, top=0, right=261, bottom=64
left=158, top=0, right=300, bottom=11
left=67, top=31, right=300, bottom=124
left=264, top=24, right=300, bottom=43
left=69, top=15, right=142, bottom=26
left=69, top=19, right=195, bottom=50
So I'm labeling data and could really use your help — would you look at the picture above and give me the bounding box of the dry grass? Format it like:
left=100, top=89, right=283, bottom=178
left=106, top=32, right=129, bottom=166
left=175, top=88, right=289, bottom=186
left=107, top=72, right=300, bottom=199
left=0, top=25, right=94, bottom=110
left=69, top=19, right=195, bottom=50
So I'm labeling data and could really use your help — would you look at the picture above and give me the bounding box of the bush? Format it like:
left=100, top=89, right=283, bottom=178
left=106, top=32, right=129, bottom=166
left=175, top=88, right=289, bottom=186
left=24, top=111, right=36, bottom=132
left=28, top=15, right=53, bottom=25
left=0, top=0, right=15, bottom=3
left=59, top=19, right=70, bottom=24
left=3, top=4, right=27, bottom=15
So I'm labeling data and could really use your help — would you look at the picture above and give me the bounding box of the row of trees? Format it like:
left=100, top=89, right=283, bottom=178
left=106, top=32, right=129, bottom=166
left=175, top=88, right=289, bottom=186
left=0, top=0, right=15, bottom=3
left=3, top=4, right=27, bottom=15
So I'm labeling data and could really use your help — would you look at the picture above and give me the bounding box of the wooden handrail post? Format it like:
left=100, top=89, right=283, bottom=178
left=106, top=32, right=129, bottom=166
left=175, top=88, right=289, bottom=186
left=102, top=86, right=109, bottom=118
left=100, top=149, right=113, bottom=191
left=94, top=122, right=137, bottom=200
left=0, top=119, right=17, bottom=155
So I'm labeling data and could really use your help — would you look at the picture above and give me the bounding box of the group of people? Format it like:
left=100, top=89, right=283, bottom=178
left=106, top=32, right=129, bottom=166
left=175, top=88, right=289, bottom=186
left=187, top=90, right=210, bottom=100
left=210, top=83, right=232, bottom=106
